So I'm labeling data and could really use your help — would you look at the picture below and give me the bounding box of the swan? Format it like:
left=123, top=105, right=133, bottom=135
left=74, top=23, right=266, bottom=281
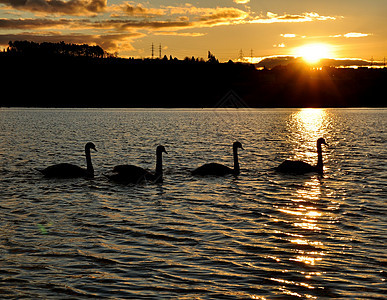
left=275, top=138, right=328, bottom=174
left=38, top=142, right=97, bottom=178
left=192, top=141, right=244, bottom=176
left=106, top=145, right=167, bottom=184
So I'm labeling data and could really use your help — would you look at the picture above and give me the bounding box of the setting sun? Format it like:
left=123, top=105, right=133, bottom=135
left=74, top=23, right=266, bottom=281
left=294, top=44, right=333, bottom=64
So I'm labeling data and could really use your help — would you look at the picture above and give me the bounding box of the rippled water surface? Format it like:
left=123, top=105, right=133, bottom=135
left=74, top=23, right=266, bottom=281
left=1, top=108, right=386, bottom=299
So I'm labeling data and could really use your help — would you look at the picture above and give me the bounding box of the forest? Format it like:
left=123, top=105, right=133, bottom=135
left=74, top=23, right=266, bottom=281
left=6, top=41, right=106, bottom=58
left=1, top=41, right=386, bottom=108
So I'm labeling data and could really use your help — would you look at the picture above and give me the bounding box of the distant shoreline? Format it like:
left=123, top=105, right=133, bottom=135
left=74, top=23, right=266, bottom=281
left=2, top=54, right=386, bottom=108
left=0, top=106, right=387, bottom=112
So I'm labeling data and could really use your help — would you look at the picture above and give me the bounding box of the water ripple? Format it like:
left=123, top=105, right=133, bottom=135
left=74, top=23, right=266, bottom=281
left=0, top=108, right=386, bottom=299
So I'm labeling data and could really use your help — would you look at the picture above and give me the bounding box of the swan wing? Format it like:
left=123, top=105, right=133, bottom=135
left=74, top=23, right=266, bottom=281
left=109, top=165, right=151, bottom=183
left=41, top=163, right=86, bottom=178
left=192, top=163, right=233, bottom=176
left=112, top=164, right=137, bottom=173
left=276, top=160, right=316, bottom=174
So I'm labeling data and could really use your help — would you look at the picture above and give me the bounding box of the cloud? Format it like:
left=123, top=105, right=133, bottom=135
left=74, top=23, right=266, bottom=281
left=0, top=17, right=195, bottom=33
left=0, top=18, right=69, bottom=29
left=0, top=0, right=107, bottom=16
left=0, top=2, right=340, bottom=56
left=111, top=2, right=164, bottom=17
left=199, top=7, right=249, bottom=25
left=154, top=31, right=206, bottom=37
left=253, top=12, right=336, bottom=24
left=0, top=17, right=186, bottom=28
left=0, top=7, right=339, bottom=42
left=112, top=20, right=193, bottom=31
left=329, top=32, right=370, bottom=38
left=344, top=32, right=369, bottom=38
left=281, top=33, right=296, bottom=38
left=233, top=0, right=250, bottom=4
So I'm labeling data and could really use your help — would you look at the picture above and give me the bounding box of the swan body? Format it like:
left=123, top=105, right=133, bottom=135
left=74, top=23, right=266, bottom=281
left=275, top=160, right=317, bottom=174
left=39, top=142, right=97, bottom=178
left=276, top=138, right=327, bottom=175
left=107, top=145, right=167, bottom=184
left=192, top=141, right=244, bottom=176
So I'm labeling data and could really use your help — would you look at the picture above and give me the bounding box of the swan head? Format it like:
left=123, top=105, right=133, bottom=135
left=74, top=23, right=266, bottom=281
left=86, top=142, right=97, bottom=152
left=233, top=141, right=244, bottom=150
left=157, top=145, right=167, bottom=154
left=317, top=138, right=328, bottom=146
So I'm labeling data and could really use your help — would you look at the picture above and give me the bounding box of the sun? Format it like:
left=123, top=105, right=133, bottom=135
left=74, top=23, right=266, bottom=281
left=294, top=43, right=332, bottom=64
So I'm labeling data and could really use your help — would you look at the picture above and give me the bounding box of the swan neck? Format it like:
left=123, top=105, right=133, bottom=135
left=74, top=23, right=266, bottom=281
left=85, top=147, right=94, bottom=177
left=156, top=151, right=163, bottom=176
left=233, top=147, right=240, bottom=175
left=316, top=143, right=323, bottom=172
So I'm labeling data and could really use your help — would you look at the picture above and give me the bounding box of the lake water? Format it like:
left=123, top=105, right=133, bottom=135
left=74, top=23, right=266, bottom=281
left=0, top=108, right=386, bottom=299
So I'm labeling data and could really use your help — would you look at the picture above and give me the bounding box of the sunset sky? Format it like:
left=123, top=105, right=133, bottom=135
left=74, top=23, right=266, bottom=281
left=1, top=0, right=386, bottom=62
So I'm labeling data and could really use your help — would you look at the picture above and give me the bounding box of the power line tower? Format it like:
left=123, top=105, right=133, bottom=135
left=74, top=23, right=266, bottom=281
left=250, top=49, right=253, bottom=63
left=159, top=43, right=162, bottom=59
left=151, top=43, right=154, bottom=59
left=238, top=49, right=243, bottom=61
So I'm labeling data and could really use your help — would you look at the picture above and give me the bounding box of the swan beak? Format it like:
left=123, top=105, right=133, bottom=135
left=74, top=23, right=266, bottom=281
left=163, top=150, right=168, bottom=154
left=93, top=147, right=98, bottom=152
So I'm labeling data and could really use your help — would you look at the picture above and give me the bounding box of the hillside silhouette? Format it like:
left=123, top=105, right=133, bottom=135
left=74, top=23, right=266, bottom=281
left=1, top=41, right=386, bottom=108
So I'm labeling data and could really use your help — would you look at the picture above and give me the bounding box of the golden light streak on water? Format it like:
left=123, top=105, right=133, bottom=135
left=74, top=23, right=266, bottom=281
left=1, top=108, right=385, bottom=299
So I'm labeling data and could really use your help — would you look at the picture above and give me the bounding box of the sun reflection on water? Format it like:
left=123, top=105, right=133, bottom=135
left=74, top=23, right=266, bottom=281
left=293, top=108, right=327, bottom=137
left=277, top=176, right=326, bottom=270
left=274, top=108, right=334, bottom=286
left=287, top=108, right=330, bottom=162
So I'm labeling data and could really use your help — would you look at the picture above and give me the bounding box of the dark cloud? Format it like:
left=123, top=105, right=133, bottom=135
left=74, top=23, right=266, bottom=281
left=256, top=56, right=379, bottom=68
left=0, top=0, right=107, bottom=15
left=122, top=4, right=163, bottom=16
left=0, top=2, right=339, bottom=56
left=199, top=8, right=247, bottom=22
left=0, top=17, right=193, bottom=31
left=125, top=4, right=146, bottom=15
left=117, top=20, right=192, bottom=30
left=0, top=18, right=72, bottom=29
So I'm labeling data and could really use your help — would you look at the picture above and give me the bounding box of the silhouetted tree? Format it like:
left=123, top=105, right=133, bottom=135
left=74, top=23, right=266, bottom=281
left=207, top=51, right=219, bottom=63
left=7, top=41, right=106, bottom=58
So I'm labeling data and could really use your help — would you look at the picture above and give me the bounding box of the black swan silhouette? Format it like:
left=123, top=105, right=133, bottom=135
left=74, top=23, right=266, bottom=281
left=275, top=138, right=328, bottom=174
left=38, top=142, right=97, bottom=178
left=192, top=141, right=244, bottom=176
left=106, top=145, right=167, bottom=184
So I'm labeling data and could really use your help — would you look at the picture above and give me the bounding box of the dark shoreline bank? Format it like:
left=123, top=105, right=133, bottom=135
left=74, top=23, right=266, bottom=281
left=2, top=55, right=386, bottom=108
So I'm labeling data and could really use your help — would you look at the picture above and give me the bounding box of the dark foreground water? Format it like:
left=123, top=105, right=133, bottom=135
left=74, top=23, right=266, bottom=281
left=0, top=108, right=386, bottom=299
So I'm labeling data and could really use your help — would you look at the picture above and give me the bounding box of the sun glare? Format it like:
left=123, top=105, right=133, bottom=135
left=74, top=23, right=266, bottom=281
left=294, top=44, right=332, bottom=64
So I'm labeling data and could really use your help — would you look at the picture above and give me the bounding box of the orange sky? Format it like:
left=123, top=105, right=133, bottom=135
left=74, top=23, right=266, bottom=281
left=1, top=0, right=386, bottom=62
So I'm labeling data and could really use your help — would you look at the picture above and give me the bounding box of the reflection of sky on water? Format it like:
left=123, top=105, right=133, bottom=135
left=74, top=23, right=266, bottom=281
left=277, top=109, right=332, bottom=280
left=2, top=108, right=385, bottom=299
left=290, top=108, right=328, bottom=139
left=286, top=108, right=331, bottom=163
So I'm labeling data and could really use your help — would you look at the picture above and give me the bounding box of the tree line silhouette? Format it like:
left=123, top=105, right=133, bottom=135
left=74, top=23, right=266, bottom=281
left=1, top=40, right=386, bottom=108
left=4, top=40, right=224, bottom=63
left=7, top=41, right=106, bottom=58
